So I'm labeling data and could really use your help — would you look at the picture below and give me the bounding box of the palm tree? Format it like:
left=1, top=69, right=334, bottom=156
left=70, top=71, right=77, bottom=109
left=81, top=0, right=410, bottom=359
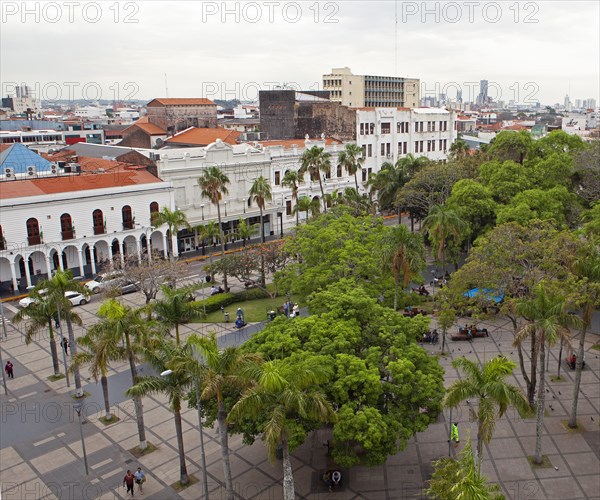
left=281, top=170, right=300, bottom=227
left=152, top=284, right=204, bottom=345
left=36, top=270, right=88, bottom=397
left=96, top=299, right=161, bottom=451
left=568, top=245, right=600, bottom=428
left=449, top=138, right=470, bottom=159
left=228, top=357, right=336, bottom=500
left=198, top=166, right=231, bottom=291
left=187, top=333, right=261, bottom=500
left=154, top=207, right=190, bottom=259
left=70, top=323, right=121, bottom=421
left=12, top=292, right=80, bottom=377
left=197, top=221, right=221, bottom=281
left=127, top=339, right=192, bottom=486
left=299, top=146, right=331, bottom=213
left=444, top=356, right=530, bottom=473
left=234, top=218, right=258, bottom=247
left=427, top=437, right=504, bottom=500
left=422, top=205, right=467, bottom=271
left=337, top=143, right=364, bottom=191
left=514, top=284, right=581, bottom=464
left=249, top=176, right=273, bottom=244
left=380, top=225, right=425, bottom=310
left=293, top=195, right=319, bottom=223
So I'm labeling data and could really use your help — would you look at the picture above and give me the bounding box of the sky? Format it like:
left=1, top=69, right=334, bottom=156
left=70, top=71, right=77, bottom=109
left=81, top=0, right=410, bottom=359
left=1, top=1, right=599, bottom=106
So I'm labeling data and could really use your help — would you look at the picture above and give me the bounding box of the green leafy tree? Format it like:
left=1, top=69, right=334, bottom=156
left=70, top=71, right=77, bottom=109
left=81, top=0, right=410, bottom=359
left=198, top=221, right=222, bottom=281
left=514, top=284, right=581, bottom=464
left=573, top=141, right=600, bottom=205
left=444, top=356, right=530, bottom=473
left=293, top=195, right=320, bottom=223
left=187, top=333, right=261, bottom=500
left=337, top=143, right=364, bottom=191
left=198, top=166, right=231, bottom=290
left=299, top=146, right=331, bottom=213
left=427, top=437, right=505, bottom=500
left=479, top=160, right=532, bottom=204
left=127, top=339, right=192, bottom=486
left=486, top=130, right=533, bottom=164
left=446, top=179, right=497, bottom=241
left=152, top=284, right=205, bottom=345
left=229, top=357, right=336, bottom=500
left=31, top=270, right=87, bottom=396
left=380, top=224, right=425, bottom=310
left=249, top=176, right=273, bottom=243
left=12, top=292, right=80, bottom=377
left=422, top=205, right=467, bottom=271
left=282, top=170, right=301, bottom=227
left=154, top=207, right=190, bottom=258
left=234, top=218, right=258, bottom=247
left=449, top=138, right=471, bottom=160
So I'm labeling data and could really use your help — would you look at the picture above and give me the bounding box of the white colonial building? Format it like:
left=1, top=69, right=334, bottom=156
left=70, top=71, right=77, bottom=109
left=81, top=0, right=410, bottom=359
left=0, top=145, right=173, bottom=292
left=356, top=107, right=457, bottom=171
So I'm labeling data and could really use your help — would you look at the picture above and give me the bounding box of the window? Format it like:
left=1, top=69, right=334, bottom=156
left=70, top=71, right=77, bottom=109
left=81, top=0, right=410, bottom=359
left=381, top=143, right=385, bottom=156
left=150, top=202, right=159, bottom=225
left=403, top=142, right=407, bottom=154
left=381, top=122, right=391, bottom=134
left=439, top=139, right=444, bottom=151
left=274, top=171, right=281, bottom=185
left=414, top=122, right=419, bottom=132
left=337, top=164, right=342, bottom=177
left=386, top=143, right=391, bottom=156
left=414, top=141, right=419, bottom=152
left=93, top=209, right=105, bottom=235
left=362, top=169, right=367, bottom=182
left=370, top=123, right=375, bottom=134
left=361, top=145, right=367, bottom=158
left=286, top=200, right=292, bottom=216
left=122, top=205, right=133, bottom=230
left=368, top=144, right=372, bottom=157
left=27, top=218, right=40, bottom=245
left=0, top=225, right=4, bottom=250
left=60, top=213, right=74, bottom=240
left=360, top=123, right=365, bottom=135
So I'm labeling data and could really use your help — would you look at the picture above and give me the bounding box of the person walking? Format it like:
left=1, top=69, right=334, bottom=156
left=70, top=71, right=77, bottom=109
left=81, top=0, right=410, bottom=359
left=450, top=422, right=460, bottom=447
left=123, top=470, right=135, bottom=496
left=5, top=360, right=14, bottom=379
left=134, top=467, right=146, bottom=494
left=61, top=336, right=69, bottom=356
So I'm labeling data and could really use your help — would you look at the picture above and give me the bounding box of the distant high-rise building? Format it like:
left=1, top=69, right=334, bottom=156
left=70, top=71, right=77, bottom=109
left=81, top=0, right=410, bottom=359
left=564, top=94, right=570, bottom=108
left=476, top=80, right=488, bottom=106
left=575, top=99, right=582, bottom=108
left=587, top=98, right=597, bottom=109
left=323, top=67, right=420, bottom=108
left=456, top=89, right=463, bottom=103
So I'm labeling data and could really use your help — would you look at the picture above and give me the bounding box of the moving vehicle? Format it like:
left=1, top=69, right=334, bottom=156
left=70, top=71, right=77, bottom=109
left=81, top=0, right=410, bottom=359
left=19, top=290, right=89, bottom=308
left=85, top=272, right=138, bottom=295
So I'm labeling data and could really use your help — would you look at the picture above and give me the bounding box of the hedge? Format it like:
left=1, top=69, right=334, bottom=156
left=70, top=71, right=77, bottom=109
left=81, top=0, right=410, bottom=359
left=192, top=287, right=273, bottom=314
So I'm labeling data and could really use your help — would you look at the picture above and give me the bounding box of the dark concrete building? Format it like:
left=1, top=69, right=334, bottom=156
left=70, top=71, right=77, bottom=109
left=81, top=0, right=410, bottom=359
left=259, top=90, right=356, bottom=141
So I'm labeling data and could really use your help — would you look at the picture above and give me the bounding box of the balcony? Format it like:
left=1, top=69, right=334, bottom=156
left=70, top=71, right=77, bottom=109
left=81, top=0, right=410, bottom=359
left=93, top=225, right=105, bottom=235
left=123, top=221, right=134, bottom=230
left=28, top=235, right=41, bottom=246
left=61, top=230, right=75, bottom=241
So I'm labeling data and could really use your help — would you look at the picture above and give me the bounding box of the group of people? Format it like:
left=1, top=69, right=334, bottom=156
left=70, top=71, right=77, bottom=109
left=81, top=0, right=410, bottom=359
left=282, top=301, right=300, bottom=318
left=210, top=285, right=225, bottom=296
left=459, top=324, right=480, bottom=341
left=322, top=469, right=342, bottom=491
left=412, top=285, right=430, bottom=297
left=123, top=467, right=146, bottom=496
left=421, top=329, right=439, bottom=345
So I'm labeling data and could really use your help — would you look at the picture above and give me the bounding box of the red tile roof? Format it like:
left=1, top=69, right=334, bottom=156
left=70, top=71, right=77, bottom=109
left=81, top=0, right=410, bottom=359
left=147, top=98, right=216, bottom=107
left=122, top=116, right=166, bottom=136
left=165, top=127, right=241, bottom=146
left=0, top=168, right=162, bottom=199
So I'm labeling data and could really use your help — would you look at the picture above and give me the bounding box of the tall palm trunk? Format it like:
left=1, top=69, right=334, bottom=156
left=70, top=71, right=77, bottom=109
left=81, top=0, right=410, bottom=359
left=569, top=320, right=589, bottom=428
left=534, top=341, right=546, bottom=464
left=65, top=314, right=83, bottom=397
left=393, top=274, right=399, bottom=311
left=281, top=438, right=295, bottom=500
left=100, top=375, right=112, bottom=419
left=354, top=172, right=359, bottom=192
left=216, top=203, right=228, bottom=291
left=217, top=398, right=234, bottom=500
left=173, top=405, right=190, bottom=485
left=259, top=206, right=266, bottom=286
left=47, top=321, right=60, bottom=376
left=476, top=418, right=484, bottom=476
left=126, top=333, right=147, bottom=450
left=557, top=339, right=564, bottom=378
left=318, top=177, right=327, bottom=213
left=295, top=195, right=299, bottom=228
left=175, top=324, right=180, bottom=346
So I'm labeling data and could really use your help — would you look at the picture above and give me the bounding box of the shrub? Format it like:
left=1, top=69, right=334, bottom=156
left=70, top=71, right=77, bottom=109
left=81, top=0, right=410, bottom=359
left=234, top=288, right=272, bottom=301
left=193, top=293, right=236, bottom=313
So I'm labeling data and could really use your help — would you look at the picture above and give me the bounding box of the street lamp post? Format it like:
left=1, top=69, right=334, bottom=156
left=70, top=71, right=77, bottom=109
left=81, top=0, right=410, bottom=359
left=162, top=368, right=209, bottom=499
left=74, top=403, right=89, bottom=475
left=0, top=342, right=8, bottom=396
left=223, top=201, right=227, bottom=218
left=201, top=204, right=205, bottom=221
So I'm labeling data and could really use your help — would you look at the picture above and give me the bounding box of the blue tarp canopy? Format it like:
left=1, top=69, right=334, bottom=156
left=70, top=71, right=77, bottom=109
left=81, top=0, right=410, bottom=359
left=464, top=288, right=504, bottom=304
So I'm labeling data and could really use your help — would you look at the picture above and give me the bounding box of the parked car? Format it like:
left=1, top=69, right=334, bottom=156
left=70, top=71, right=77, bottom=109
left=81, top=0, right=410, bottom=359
left=85, top=272, right=139, bottom=295
left=19, top=290, right=89, bottom=308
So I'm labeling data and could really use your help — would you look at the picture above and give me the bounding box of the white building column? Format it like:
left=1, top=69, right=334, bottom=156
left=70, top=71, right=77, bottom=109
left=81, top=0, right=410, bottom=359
left=45, top=255, right=52, bottom=277
left=171, top=232, right=179, bottom=258
left=23, top=256, right=32, bottom=288
left=10, top=261, right=18, bottom=291
left=90, top=247, right=97, bottom=276
left=57, top=251, right=64, bottom=271
left=163, top=233, right=170, bottom=258
left=77, top=248, right=85, bottom=277
left=136, top=239, right=142, bottom=262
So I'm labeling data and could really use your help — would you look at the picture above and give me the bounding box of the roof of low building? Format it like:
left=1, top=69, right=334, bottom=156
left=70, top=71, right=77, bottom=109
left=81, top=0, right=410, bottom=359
left=165, top=127, right=241, bottom=146
left=0, top=143, right=53, bottom=174
left=121, top=116, right=166, bottom=136
left=147, top=98, right=216, bottom=107
left=257, top=138, right=343, bottom=148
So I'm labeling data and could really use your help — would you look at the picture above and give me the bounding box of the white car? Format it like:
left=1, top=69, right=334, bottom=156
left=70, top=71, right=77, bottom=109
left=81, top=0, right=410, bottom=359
left=19, top=290, right=89, bottom=308
left=85, top=272, right=138, bottom=295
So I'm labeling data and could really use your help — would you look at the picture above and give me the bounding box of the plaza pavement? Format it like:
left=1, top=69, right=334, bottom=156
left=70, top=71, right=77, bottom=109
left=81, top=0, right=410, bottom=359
left=1, top=286, right=599, bottom=499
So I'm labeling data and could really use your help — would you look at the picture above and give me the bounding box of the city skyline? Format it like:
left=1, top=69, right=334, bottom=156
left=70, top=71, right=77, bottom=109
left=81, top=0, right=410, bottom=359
left=1, top=1, right=599, bottom=105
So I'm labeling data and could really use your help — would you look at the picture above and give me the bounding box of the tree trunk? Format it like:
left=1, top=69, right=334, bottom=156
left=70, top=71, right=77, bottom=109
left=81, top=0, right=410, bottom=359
left=216, top=203, right=228, bottom=292
left=174, top=407, right=190, bottom=485
left=354, top=172, right=359, bottom=192
left=48, top=321, right=60, bottom=376
left=441, top=326, right=447, bottom=354
left=557, top=338, right=564, bottom=378
left=393, top=275, right=399, bottom=311
left=318, top=177, right=327, bottom=213
left=65, top=314, right=83, bottom=397
left=101, top=375, right=112, bottom=419
left=534, top=341, right=546, bottom=464
left=295, top=195, right=299, bottom=227
left=217, top=399, right=234, bottom=500
left=259, top=207, right=266, bottom=286
left=477, top=417, right=483, bottom=476
left=175, top=324, right=180, bottom=346
left=127, top=336, right=147, bottom=450
left=569, top=322, right=588, bottom=428
left=281, top=439, right=296, bottom=500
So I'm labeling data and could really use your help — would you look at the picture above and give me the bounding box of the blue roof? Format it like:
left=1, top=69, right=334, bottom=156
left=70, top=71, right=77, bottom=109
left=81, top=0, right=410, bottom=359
left=464, top=288, right=504, bottom=304
left=0, top=143, right=53, bottom=174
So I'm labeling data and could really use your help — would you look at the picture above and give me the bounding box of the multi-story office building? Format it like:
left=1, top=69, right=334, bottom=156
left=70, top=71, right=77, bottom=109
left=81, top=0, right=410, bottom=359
left=323, top=67, right=420, bottom=108
left=356, top=107, right=456, bottom=172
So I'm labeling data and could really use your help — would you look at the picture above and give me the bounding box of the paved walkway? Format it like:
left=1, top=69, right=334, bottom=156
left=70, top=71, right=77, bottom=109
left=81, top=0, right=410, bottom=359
left=1, top=303, right=599, bottom=498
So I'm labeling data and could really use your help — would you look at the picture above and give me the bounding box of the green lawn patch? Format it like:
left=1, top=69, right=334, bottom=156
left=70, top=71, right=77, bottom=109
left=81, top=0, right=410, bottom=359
left=528, top=455, right=553, bottom=469
left=171, top=474, right=198, bottom=491
left=591, top=344, right=600, bottom=351
left=194, top=294, right=304, bottom=323
left=99, top=414, right=121, bottom=426
left=129, top=441, right=157, bottom=458
left=550, top=375, right=565, bottom=382
left=48, top=373, right=66, bottom=382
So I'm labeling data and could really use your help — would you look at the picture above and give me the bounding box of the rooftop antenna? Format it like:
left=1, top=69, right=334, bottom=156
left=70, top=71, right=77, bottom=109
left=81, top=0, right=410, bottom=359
left=165, top=73, right=169, bottom=98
